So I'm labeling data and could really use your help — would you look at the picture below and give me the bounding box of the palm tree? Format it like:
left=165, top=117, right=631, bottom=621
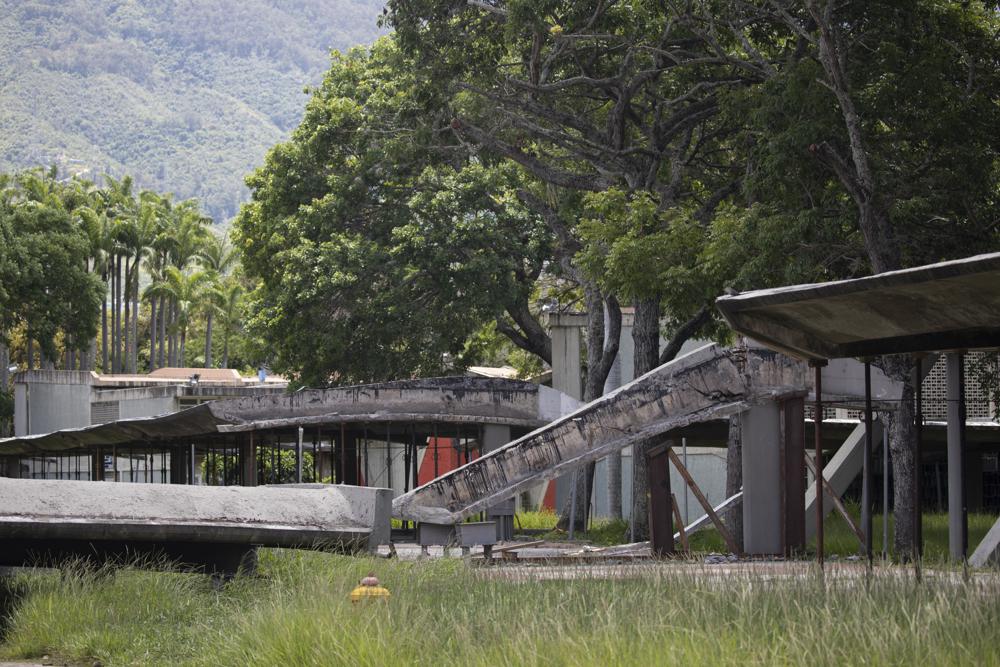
left=197, top=232, right=237, bottom=367
left=217, top=277, right=244, bottom=370
left=146, top=266, right=208, bottom=366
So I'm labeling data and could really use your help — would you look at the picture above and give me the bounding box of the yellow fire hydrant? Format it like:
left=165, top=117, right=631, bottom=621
left=350, top=572, right=390, bottom=604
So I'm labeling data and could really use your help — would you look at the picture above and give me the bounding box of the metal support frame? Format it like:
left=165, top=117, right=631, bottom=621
left=862, top=360, right=874, bottom=565
left=947, top=352, right=968, bottom=562
left=645, top=442, right=674, bottom=557
left=913, top=356, right=924, bottom=562
left=810, top=360, right=827, bottom=568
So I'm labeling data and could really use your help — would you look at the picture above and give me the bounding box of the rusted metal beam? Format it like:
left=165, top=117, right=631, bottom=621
left=668, top=447, right=741, bottom=555
left=671, top=493, right=689, bottom=552
left=804, top=453, right=865, bottom=548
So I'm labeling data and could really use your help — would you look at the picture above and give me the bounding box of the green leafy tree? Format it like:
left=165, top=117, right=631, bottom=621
left=235, top=38, right=553, bottom=386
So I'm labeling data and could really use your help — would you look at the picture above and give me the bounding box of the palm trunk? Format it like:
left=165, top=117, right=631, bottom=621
left=222, top=328, right=230, bottom=369
left=158, top=295, right=166, bottom=367
left=204, top=311, right=213, bottom=368
left=113, top=254, right=121, bottom=373
left=101, top=266, right=109, bottom=372
left=131, top=270, right=139, bottom=373
left=167, top=299, right=175, bottom=367
left=149, top=296, right=157, bottom=371
left=123, top=256, right=131, bottom=374
left=180, top=327, right=186, bottom=365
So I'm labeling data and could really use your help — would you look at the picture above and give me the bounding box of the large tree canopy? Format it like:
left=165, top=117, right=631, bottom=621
left=234, top=39, right=554, bottom=386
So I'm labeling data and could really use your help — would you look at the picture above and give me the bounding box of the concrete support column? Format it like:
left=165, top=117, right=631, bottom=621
left=483, top=424, right=514, bottom=541
left=741, top=402, right=782, bottom=555
left=240, top=435, right=257, bottom=487
left=946, top=352, right=967, bottom=561
left=548, top=314, right=582, bottom=512
left=169, top=444, right=187, bottom=484
left=337, top=432, right=358, bottom=486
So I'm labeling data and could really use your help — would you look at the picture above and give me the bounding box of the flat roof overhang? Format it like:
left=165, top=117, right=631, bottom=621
left=715, top=252, right=1000, bottom=361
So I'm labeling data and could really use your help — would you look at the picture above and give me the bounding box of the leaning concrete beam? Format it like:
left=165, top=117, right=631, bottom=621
left=0, top=478, right=392, bottom=553
left=804, top=420, right=882, bottom=538
left=970, top=516, right=1000, bottom=567
left=393, top=344, right=808, bottom=524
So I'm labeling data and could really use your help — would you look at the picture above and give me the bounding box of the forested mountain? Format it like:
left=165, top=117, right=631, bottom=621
left=0, top=0, right=386, bottom=221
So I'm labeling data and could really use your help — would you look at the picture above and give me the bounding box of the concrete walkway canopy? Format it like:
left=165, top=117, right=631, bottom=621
left=715, top=252, right=1000, bottom=361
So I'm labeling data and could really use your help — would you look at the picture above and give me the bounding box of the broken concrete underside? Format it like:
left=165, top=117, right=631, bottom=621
left=393, top=344, right=810, bottom=525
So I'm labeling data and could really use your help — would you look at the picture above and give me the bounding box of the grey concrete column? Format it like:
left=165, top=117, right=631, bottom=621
left=240, top=435, right=257, bottom=486
left=548, top=314, right=582, bottom=512
left=483, top=424, right=514, bottom=541
left=549, top=318, right=582, bottom=400
left=946, top=352, right=967, bottom=560
left=741, top=403, right=782, bottom=555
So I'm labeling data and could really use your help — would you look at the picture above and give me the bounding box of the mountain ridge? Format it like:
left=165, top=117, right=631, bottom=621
left=0, top=0, right=386, bottom=221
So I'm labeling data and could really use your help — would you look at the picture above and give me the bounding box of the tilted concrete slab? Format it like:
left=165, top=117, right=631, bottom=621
left=393, top=344, right=809, bottom=524
left=970, top=516, right=1000, bottom=568
left=0, top=478, right=392, bottom=570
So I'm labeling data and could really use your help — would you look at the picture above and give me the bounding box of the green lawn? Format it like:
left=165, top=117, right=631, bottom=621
left=2, top=550, right=999, bottom=666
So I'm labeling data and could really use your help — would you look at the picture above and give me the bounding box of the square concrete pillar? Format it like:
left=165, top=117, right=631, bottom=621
left=483, top=425, right=514, bottom=541
left=742, top=403, right=782, bottom=555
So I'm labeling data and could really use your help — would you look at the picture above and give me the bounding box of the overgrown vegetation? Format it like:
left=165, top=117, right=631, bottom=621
left=2, top=551, right=999, bottom=666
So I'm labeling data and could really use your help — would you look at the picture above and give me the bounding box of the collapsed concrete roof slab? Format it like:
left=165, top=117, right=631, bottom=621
left=715, top=252, right=1000, bottom=360
left=0, top=377, right=581, bottom=456
left=393, top=344, right=809, bottom=524
left=0, top=478, right=392, bottom=553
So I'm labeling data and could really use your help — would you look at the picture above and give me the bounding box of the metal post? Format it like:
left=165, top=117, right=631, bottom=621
left=811, top=360, right=826, bottom=568
left=568, top=469, right=578, bottom=541
left=296, top=427, right=304, bottom=483
left=947, top=352, right=968, bottom=561
left=682, top=436, right=689, bottom=522
left=863, top=360, right=874, bottom=566
left=914, top=356, right=923, bottom=562
left=883, top=425, right=889, bottom=559
left=189, top=443, right=196, bottom=485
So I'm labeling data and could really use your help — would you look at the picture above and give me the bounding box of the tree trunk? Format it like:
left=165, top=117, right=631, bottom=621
left=222, top=331, right=230, bottom=369
left=204, top=311, right=213, bottom=368
left=167, top=300, right=175, bottom=367
left=179, top=327, right=186, bottom=365
left=1, top=343, right=9, bottom=391
left=101, top=272, right=108, bottom=373
left=879, top=354, right=918, bottom=559
left=604, top=302, right=624, bottom=520
left=557, top=288, right=621, bottom=532
left=123, top=256, right=131, bottom=374
left=26, top=337, right=34, bottom=371
left=131, top=273, right=139, bottom=373
left=628, top=297, right=661, bottom=541
left=725, top=414, right=744, bottom=552
left=158, top=295, right=166, bottom=368
left=113, top=254, right=121, bottom=373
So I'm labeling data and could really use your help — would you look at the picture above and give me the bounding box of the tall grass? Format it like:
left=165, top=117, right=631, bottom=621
left=688, top=509, right=997, bottom=562
left=3, top=550, right=999, bottom=666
